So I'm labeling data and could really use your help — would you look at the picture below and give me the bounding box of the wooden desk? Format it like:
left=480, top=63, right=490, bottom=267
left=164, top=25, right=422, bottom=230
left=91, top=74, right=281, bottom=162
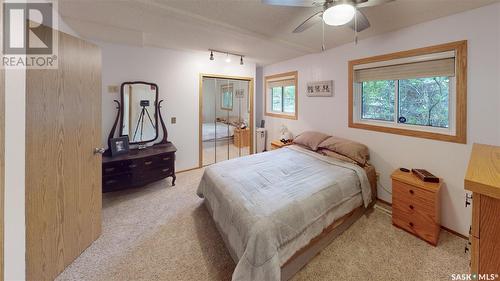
left=465, top=143, right=500, bottom=274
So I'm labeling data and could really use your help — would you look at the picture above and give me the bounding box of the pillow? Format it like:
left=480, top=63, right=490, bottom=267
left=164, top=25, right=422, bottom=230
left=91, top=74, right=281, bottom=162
left=318, top=149, right=359, bottom=165
left=318, top=136, right=369, bottom=165
left=292, top=131, right=330, bottom=151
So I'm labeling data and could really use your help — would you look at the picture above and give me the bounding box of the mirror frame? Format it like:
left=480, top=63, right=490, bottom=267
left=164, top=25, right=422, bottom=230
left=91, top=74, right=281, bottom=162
left=120, top=81, right=160, bottom=145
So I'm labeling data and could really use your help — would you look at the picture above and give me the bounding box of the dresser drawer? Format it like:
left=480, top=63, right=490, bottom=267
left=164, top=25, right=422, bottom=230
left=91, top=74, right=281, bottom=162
left=103, top=173, right=133, bottom=191
left=156, top=153, right=175, bottom=165
left=392, top=204, right=439, bottom=245
left=102, top=162, right=123, bottom=176
left=393, top=180, right=436, bottom=215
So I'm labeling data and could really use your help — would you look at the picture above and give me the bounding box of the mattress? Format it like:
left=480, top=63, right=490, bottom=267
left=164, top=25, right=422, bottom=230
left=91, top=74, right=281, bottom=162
left=197, top=145, right=372, bottom=281
left=202, top=122, right=235, bottom=142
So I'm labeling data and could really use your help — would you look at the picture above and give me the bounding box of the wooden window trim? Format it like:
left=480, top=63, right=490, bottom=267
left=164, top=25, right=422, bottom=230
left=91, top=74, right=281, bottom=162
left=348, top=40, right=467, bottom=144
left=265, top=71, right=298, bottom=120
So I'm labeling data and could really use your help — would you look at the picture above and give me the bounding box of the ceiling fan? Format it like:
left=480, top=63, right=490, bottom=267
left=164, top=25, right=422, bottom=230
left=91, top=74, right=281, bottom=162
left=262, top=0, right=394, bottom=33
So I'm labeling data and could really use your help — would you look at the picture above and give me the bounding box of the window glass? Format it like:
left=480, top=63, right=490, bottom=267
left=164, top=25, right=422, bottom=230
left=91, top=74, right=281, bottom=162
left=272, top=87, right=283, bottom=112
left=398, top=77, right=449, bottom=128
left=221, top=91, right=233, bottom=110
left=283, top=86, right=295, bottom=113
left=361, top=80, right=395, bottom=121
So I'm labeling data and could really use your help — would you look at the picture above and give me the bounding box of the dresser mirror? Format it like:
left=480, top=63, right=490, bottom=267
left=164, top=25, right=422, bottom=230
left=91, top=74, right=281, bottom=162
left=120, top=82, right=159, bottom=144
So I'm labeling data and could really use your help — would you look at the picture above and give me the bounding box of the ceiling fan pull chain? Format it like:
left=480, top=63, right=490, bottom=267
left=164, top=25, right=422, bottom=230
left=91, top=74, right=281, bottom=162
left=354, top=8, right=358, bottom=45
left=322, top=18, right=326, bottom=51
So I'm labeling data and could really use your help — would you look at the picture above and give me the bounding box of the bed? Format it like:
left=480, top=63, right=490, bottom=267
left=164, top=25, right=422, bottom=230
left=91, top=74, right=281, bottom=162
left=197, top=144, right=377, bottom=281
left=202, top=122, right=235, bottom=142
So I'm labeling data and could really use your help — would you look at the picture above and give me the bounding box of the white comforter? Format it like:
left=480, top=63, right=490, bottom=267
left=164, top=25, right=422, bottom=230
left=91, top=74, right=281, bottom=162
left=202, top=122, right=235, bottom=141
left=196, top=145, right=372, bottom=281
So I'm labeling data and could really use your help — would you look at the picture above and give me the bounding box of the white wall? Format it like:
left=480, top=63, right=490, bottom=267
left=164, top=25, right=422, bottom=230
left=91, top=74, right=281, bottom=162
left=100, top=44, right=256, bottom=170
left=4, top=68, right=26, bottom=281
left=261, top=3, right=500, bottom=236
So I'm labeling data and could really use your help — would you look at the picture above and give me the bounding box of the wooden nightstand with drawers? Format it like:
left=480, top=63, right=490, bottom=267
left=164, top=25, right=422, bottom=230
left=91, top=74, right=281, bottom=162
left=391, top=170, right=442, bottom=246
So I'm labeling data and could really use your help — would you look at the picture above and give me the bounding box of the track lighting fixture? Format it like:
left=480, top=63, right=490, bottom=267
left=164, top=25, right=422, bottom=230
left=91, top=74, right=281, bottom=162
left=208, top=49, right=245, bottom=65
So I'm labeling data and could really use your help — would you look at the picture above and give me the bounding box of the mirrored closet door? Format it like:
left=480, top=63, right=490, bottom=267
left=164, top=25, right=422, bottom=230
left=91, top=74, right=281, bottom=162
left=200, top=75, right=253, bottom=166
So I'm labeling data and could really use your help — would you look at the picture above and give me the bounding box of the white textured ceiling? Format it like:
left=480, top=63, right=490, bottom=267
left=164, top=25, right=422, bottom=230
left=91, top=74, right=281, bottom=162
left=59, top=0, right=499, bottom=65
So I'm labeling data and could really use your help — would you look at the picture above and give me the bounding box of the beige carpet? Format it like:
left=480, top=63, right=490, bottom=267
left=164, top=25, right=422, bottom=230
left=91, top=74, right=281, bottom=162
left=56, top=168, right=469, bottom=281
left=202, top=140, right=250, bottom=166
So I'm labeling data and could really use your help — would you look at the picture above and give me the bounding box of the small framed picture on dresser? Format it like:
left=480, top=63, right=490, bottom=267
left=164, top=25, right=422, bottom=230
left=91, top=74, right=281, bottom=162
left=110, top=136, right=130, bottom=156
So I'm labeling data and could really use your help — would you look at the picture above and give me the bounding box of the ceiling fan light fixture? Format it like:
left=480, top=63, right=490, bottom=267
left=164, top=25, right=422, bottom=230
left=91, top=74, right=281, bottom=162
left=323, top=3, right=355, bottom=26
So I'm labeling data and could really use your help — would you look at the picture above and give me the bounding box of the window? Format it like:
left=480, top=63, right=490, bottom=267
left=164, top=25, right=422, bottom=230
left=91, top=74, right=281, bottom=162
left=360, top=77, right=450, bottom=128
left=361, top=80, right=395, bottom=121
left=221, top=85, right=233, bottom=110
left=265, top=71, right=298, bottom=119
left=398, top=77, right=449, bottom=128
left=349, top=41, right=467, bottom=143
left=272, top=87, right=283, bottom=112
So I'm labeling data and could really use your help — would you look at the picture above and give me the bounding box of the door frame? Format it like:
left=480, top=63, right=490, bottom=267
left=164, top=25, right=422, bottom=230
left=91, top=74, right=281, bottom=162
left=0, top=65, right=4, bottom=281
left=198, top=74, right=254, bottom=168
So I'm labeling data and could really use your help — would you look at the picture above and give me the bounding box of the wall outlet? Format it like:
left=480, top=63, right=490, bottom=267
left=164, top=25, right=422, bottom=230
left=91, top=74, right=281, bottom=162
left=171, top=117, right=176, bottom=124
left=108, top=85, right=119, bottom=93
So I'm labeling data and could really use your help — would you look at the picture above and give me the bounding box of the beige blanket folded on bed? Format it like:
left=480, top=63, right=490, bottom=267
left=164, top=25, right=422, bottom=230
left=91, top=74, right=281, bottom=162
left=197, top=145, right=372, bottom=281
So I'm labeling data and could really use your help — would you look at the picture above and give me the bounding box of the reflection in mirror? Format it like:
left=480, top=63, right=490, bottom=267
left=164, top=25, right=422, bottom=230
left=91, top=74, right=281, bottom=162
left=201, top=77, right=250, bottom=166
left=121, top=82, right=158, bottom=144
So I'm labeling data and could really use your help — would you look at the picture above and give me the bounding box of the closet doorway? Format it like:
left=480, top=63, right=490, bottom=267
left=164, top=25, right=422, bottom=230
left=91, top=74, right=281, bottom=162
left=199, top=74, right=254, bottom=167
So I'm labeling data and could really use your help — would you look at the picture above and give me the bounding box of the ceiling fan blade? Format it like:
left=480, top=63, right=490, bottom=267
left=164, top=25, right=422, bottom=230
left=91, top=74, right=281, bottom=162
left=262, top=0, right=325, bottom=7
left=347, top=9, right=370, bottom=32
left=355, top=0, right=394, bottom=8
left=293, top=11, right=323, bottom=33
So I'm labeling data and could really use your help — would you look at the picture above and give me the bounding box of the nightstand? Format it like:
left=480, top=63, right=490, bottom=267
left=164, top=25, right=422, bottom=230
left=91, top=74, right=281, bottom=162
left=391, top=170, right=442, bottom=246
left=270, top=140, right=292, bottom=150
left=234, top=128, right=250, bottom=148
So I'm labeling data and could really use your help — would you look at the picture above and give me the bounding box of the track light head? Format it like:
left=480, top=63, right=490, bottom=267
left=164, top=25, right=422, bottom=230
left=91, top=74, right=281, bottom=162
left=209, top=51, right=214, bottom=61
left=240, top=56, right=244, bottom=65
left=225, top=53, right=231, bottom=63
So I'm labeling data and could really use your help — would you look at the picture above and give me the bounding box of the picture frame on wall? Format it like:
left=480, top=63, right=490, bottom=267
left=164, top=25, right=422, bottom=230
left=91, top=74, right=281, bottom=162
left=110, top=136, right=130, bottom=156
left=306, top=80, right=334, bottom=97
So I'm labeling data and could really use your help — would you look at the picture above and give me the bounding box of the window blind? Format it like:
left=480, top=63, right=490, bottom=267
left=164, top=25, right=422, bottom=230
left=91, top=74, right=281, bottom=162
left=354, top=57, right=455, bottom=82
left=267, top=79, right=295, bottom=89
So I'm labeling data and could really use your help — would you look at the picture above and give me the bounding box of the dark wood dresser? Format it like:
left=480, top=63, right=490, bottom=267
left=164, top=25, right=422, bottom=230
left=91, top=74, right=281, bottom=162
left=102, top=143, right=177, bottom=192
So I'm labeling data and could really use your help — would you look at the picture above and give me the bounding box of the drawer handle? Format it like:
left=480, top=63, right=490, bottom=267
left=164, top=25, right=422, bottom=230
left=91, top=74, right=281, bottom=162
left=128, top=164, right=138, bottom=168
left=105, top=167, right=115, bottom=172
left=409, top=189, right=414, bottom=195
left=144, top=161, right=153, bottom=165
left=105, top=179, right=117, bottom=184
left=409, top=222, right=414, bottom=228
left=409, top=205, right=414, bottom=210
left=162, top=168, right=170, bottom=172
left=162, top=157, right=170, bottom=161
